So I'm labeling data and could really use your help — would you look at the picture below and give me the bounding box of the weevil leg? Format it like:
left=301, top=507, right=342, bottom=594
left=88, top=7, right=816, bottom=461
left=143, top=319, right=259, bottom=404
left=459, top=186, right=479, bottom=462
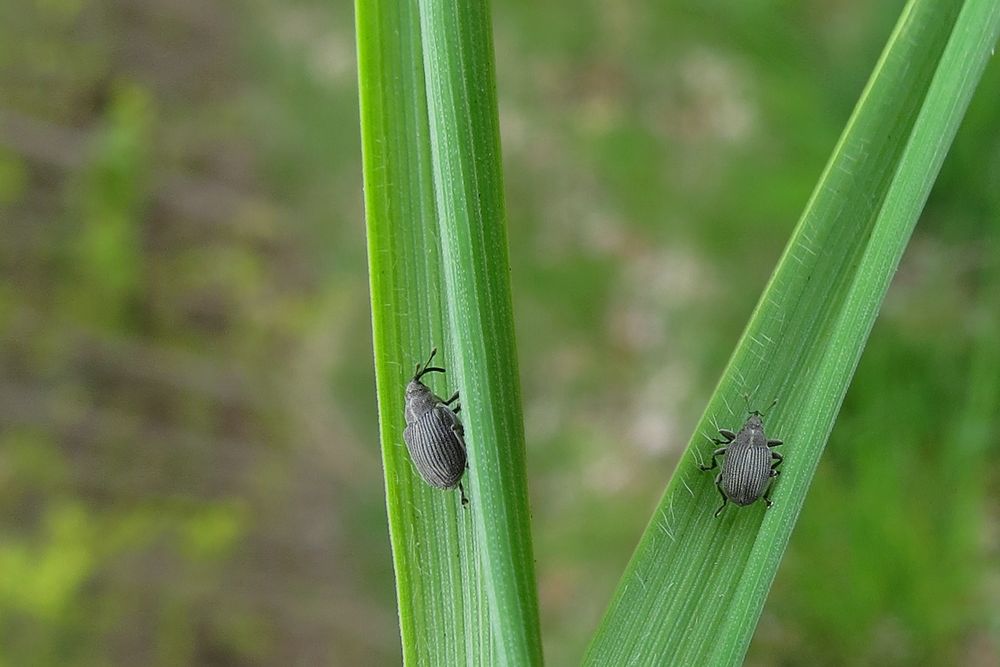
left=771, top=451, right=783, bottom=472
left=767, top=438, right=783, bottom=447
left=699, top=447, right=727, bottom=471
left=458, top=481, right=469, bottom=506
left=713, top=473, right=728, bottom=517
left=717, top=429, right=736, bottom=442
left=763, top=474, right=779, bottom=507
left=443, top=391, right=461, bottom=413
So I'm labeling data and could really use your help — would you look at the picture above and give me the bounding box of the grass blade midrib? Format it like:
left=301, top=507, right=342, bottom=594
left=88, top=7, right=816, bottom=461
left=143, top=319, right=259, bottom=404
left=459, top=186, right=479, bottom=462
left=417, top=0, right=543, bottom=663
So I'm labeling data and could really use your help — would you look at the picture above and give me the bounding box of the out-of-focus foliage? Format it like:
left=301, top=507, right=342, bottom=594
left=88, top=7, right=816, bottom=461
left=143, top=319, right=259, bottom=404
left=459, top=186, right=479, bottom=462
left=0, top=0, right=997, bottom=665
left=1, top=0, right=387, bottom=664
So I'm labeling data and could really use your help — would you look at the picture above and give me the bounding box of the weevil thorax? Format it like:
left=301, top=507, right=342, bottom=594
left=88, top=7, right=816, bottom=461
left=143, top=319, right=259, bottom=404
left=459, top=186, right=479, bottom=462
left=404, top=379, right=439, bottom=424
left=740, top=413, right=768, bottom=448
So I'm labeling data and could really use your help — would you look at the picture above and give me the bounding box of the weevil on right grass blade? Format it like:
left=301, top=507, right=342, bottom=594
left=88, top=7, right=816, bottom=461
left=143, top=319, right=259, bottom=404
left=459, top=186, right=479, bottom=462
left=699, top=397, right=783, bottom=517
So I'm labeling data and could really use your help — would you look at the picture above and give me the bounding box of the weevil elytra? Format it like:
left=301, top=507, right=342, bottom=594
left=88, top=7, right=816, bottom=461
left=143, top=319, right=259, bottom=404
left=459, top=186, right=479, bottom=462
left=699, top=398, right=783, bottom=517
left=402, top=348, right=469, bottom=505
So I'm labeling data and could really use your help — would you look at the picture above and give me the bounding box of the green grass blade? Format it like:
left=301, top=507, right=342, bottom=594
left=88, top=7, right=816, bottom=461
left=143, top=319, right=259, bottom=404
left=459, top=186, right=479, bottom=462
left=418, top=0, right=544, bottom=663
left=356, top=0, right=493, bottom=663
left=583, top=0, right=1000, bottom=664
left=357, top=0, right=541, bottom=662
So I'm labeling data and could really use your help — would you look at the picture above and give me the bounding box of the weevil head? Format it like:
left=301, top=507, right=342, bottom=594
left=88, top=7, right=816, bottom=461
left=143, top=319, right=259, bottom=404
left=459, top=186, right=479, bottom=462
left=404, top=378, right=437, bottom=423
left=405, top=378, right=430, bottom=398
left=405, top=349, right=446, bottom=423
left=740, top=412, right=769, bottom=448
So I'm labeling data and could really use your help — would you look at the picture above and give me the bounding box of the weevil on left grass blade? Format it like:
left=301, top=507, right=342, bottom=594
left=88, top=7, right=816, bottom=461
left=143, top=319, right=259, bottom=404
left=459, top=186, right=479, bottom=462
left=402, top=348, right=469, bottom=505
left=700, top=398, right=783, bottom=517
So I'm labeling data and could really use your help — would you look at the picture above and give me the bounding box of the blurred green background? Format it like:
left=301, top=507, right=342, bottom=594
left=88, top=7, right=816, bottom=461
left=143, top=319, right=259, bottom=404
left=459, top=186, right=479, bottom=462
left=1, top=0, right=998, bottom=665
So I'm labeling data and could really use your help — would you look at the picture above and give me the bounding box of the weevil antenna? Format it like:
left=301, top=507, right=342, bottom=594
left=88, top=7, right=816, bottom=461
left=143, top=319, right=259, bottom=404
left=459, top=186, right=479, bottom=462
left=754, top=399, right=779, bottom=418
left=744, top=393, right=778, bottom=418
left=414, top=348, right=446, bottom=381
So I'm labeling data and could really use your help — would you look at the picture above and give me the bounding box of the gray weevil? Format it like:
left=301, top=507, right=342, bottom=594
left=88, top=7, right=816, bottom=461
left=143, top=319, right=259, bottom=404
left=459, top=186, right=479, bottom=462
left=699, top=398, right=783, bottom=517
left=402, top=348, right=469, bottom=505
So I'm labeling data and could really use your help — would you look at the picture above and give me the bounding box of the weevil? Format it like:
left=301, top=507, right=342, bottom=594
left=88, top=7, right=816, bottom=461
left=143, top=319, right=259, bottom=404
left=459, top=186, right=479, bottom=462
left=699, top=398, right=783, bottom=517
left=402, top=348, right=469, bottom=505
